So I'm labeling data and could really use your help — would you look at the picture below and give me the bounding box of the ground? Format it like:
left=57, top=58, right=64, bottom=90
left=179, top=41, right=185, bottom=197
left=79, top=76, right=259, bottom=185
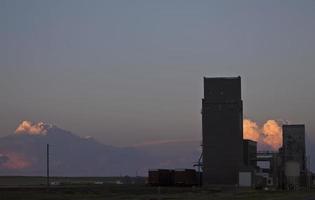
left=0, top=177, right=314, bottom=200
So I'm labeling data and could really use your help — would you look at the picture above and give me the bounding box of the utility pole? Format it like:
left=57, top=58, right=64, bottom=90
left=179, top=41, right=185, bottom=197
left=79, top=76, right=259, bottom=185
left=306, top=132, right=311, bottom=191
left=47, top=144, right=50, bottom=187
left=307, top=155, right=311, bottom=191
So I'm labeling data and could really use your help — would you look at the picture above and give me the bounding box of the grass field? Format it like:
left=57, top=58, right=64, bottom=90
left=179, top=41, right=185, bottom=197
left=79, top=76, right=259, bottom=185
left=0, top=176, right=145, bottom=186
left=0, top=177, right=314, bottom=200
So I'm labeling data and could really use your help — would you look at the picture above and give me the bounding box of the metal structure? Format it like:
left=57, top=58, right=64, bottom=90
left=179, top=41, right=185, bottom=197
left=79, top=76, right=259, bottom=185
left=243, top=139, right=257, bottom=168
left=202, top=77, right=243, bottom=185
left=254, top=151, right=281, bottom=188
left=193, top=151, right=203, bottom=187
left=249, top=125, right=309, bottom=190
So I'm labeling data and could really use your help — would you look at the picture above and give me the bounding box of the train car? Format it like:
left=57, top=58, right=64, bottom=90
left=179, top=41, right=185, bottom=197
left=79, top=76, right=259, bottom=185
left=148, top=169, right=173, bottom=186
left=174, top=169, right=197, bottom=186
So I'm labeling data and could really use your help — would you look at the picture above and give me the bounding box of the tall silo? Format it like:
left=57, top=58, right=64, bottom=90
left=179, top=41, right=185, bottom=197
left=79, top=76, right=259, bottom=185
left=282, top=125, right=306, bottom=171
left=282, top=124, right=306, bottom=187
left=284, top=161, right=300, bottom=190
left=202, top=77, right=243, bottom=185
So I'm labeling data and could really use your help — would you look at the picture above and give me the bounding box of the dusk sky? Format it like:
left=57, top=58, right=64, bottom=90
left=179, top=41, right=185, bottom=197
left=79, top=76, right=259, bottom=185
left=1, top=0, right=315, bottom=149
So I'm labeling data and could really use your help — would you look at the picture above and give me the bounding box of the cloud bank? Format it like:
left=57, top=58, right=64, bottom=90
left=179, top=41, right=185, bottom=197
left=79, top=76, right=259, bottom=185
left=15, top=121, right=53, bottom=135
left=243, top=119, right=283, bottom=150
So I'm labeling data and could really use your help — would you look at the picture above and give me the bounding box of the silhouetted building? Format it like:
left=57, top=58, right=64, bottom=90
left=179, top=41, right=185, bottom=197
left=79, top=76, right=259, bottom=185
left=243, top=139, right=257, bottom=168
left=202, top=77, right=243, bottom=185
left=282, top=125, right=306, bottom=171
left=282, top=124, right=306, bottom=188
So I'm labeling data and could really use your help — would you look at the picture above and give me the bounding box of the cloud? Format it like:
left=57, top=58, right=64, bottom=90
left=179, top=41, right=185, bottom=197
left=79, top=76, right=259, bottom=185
left=15, top=120, right=53, bottom=135
left=243, top=118, right=283, bottom=150
left=0, top=152, right=31, bottom=170
left=262, top=120, right=282, bottom=150
left=0, top=154, right=9, bottom=164
left=243, top=119, right=260, bottom=142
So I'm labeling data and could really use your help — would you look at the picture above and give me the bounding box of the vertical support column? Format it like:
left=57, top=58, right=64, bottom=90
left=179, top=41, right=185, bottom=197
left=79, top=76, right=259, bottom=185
left=47, top=143, right=50, bottom=187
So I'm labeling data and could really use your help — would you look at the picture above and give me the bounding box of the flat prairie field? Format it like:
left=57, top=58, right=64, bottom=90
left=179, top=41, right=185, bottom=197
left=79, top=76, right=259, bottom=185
left=0, top=177, right=314, bottom=200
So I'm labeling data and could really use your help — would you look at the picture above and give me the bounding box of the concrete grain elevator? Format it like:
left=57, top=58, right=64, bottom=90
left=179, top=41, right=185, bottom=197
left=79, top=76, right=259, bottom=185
left=202, top=77, right=243, bottom=185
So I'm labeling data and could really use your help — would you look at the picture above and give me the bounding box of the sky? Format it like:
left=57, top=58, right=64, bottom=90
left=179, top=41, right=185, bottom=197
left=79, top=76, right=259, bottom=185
left=1, top=0, right=315, bottom=149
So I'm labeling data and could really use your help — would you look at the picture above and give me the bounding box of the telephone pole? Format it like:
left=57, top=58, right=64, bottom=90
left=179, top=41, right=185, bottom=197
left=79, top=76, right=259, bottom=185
left=47, top=144, right=50, bottom=187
